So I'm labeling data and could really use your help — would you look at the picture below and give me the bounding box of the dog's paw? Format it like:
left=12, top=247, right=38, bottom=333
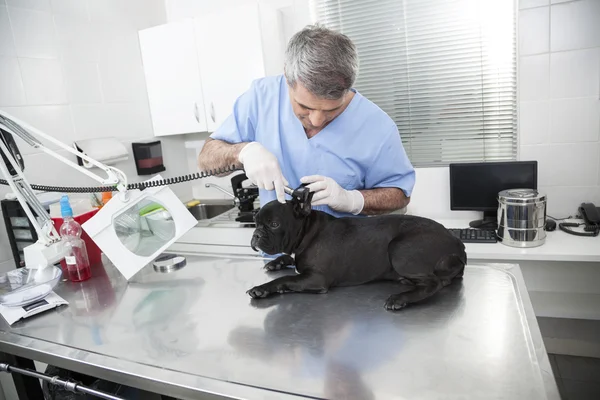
left=247, top=285, right=271, bottom=299
left=263, top=256, right=294, bottom=272
left=264, top=260, right=286, bottom=272
left=384, top=295, right=408, bottom=311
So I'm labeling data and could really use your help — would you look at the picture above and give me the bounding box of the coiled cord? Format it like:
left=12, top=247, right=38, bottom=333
left=0, top=165, right=241, bottom=193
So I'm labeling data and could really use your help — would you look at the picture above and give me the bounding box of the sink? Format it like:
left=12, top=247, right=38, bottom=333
left=187, top=201, right=235, bottom=221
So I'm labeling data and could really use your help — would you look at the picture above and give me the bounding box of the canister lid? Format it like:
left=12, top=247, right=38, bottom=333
left=153, top=253, right=186, bottom=273
left=498, top=188, right=546, bottom=204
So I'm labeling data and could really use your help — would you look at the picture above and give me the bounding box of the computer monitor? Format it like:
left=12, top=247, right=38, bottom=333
left=449, top=161, right=538, bottom=229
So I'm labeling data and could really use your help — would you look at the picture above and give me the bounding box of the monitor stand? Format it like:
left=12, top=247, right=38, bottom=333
left=469, top=211, right=498, bottom=230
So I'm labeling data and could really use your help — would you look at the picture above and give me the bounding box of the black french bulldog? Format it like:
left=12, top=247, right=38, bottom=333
left=248, top=195, right=467, bottom=311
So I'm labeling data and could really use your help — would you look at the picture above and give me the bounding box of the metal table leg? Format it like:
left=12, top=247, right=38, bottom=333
left=0, top=353, right=44, bottom=400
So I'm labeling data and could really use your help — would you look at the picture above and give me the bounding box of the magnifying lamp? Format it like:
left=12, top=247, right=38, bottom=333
left=0, top=109, right=197, bottom=280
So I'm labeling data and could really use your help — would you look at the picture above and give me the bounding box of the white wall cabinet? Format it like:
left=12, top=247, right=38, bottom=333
left=194, top=5, right=267, bottom=131
left=139, top=19, right=208, bottom=136
left=139, top=2, right=283, bottom=137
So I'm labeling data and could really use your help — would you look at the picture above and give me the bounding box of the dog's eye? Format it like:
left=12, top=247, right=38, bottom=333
left=270, top=221, right=280, bottom=229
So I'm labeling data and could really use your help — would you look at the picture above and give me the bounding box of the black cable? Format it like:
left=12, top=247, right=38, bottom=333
left=0, top=165, right=241, bottom=193
left=547, top=215, right=574, bottom=221
left=559, top=221, right=600, bottom=237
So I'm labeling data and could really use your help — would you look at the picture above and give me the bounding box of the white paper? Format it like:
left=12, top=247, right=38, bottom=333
left=0, top=292, right=68, bottom=325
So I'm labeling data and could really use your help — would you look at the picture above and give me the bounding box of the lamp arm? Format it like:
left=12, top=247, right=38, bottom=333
left=0, top=109, right=131, bottom=268
left=0, top=110, right=128, bottom=193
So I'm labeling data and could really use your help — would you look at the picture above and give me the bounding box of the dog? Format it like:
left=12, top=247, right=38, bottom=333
left=247, top=196, right=467, bottom=311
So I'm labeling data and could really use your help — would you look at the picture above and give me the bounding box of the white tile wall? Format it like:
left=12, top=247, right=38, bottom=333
left=550, top=143, right=598, bottom=186
left=0, top=0, right=180, bottom=276
left=8, top=7, right=58, bottom=58
left=521, top=143, right=599, bottom=188
left=519, top=54, right=550, bottom=101
left=0, top=56, right=26, bottom=106
left=1, top=105, right=75, bottom=154
left=549, top=98, right=600, bottom=143
left=62, top=60, right=103, bottom=103
left=519, top=7, right=549, bottom=55
left=95, top=29, right=142, bottom=66
left=71, top=102, right=153, bottom=140
left=550, top=0, right=600, bottom=52
left=550, top=48, right=600, bottom=98
left=0, top=6, right=15, bottom=56
left=598, top=145, right=600, bottom=186
left=50, top=0, right=89, bottom=19
left=520, top=101, right=549, bottom=144
left=98, top=58, right=148, bottom=103
left=19, top=57, right=67, bottom=105
left=6, top=0, right=50, bottom=12
left=87, top=0, right=129, bottom=27
left=53, top=15, right=99, bottom=62
left=520, top=0, right=549, bottom=10
left=540, top=185, right=600, bottom=217
left=122, top=0, right=167, bottom=30
left=518, top=0, right=600, bottom=216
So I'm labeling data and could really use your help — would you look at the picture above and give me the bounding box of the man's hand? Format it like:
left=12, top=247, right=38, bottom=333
left=239, top=142, right=288, bottom=203
left=300, top=175, right=364, bottom=215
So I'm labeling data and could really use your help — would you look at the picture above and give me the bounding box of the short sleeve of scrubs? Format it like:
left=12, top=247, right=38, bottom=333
left=209, top=82, right=258, bottom=143
left=365, top=125, right=416, bottom=197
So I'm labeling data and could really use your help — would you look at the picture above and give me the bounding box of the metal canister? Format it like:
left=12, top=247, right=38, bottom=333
left=497, top=188, right=547, bottom=248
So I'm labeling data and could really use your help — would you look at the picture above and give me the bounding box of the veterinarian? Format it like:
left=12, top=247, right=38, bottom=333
left=198, top=25, right=415, bottom=218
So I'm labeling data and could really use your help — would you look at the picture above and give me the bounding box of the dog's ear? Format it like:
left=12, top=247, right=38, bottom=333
left=291, top=186, right=313, bottom=217
left=292, top=196, right=313, bottom=217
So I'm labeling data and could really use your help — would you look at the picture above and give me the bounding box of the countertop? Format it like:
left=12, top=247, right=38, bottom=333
left=174, top=213, right=600, bottom=262
left=0, top=253, right=559, bottom=400
left=439, top=219, right=600, bottom=262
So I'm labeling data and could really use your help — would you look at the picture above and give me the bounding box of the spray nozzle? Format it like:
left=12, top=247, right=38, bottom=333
left=60, top=195, right=73, bottom=218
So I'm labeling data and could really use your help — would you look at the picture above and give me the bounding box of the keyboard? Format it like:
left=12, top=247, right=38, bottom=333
left=448, top=228, right=497, bottom=243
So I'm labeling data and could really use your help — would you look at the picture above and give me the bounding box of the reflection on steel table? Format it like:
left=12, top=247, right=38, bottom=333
left=0, top=254, right=559, bottom=400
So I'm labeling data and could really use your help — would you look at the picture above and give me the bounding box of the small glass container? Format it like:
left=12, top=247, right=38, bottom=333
left=0, top=266, right=62, bottom=307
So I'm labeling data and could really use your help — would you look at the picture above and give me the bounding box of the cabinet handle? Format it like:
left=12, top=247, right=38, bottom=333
left=210, top=101, right=216, bottom=123
left=194, top=102, right=200, bottom=123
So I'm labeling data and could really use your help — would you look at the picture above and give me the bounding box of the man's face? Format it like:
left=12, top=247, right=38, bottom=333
left=288, top=82, right=350, bottom=134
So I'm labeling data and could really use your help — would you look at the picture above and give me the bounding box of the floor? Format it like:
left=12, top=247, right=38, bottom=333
left=549, top=354, right=600, bottom=400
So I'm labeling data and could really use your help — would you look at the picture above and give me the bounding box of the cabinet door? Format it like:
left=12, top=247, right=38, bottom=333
left=194, top=4, right=266, bottom=132
left=139, top=19, right=207, bottom=136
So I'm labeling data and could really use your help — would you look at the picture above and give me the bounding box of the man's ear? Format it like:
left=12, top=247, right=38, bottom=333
left=292, top=191, right=314, bottom=217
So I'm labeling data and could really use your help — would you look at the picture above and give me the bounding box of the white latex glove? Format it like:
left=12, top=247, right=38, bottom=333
left=300, top=175, right=364, bottom=215
left=238, top=142, right=288, bottom=203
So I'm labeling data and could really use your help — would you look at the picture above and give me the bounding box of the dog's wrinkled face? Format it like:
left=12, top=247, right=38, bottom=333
left=251, top=200, right=308, bottom=255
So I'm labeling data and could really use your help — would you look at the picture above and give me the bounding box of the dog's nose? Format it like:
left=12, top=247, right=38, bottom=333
left=251, top=232, right=261, bottom=252
left=251, top=232, right=262, bottom=245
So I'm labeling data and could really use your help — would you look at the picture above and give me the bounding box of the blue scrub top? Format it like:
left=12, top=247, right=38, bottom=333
left=210, top=75, right=415, bottom=218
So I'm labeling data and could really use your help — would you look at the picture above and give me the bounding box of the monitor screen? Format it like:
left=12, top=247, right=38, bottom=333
left=449, top=161, right=538, bottom=211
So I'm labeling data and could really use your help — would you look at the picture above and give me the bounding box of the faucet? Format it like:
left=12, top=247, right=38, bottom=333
left=205, top=183, right=241, bottom=208
left=205, top=183, right=235, bottom=198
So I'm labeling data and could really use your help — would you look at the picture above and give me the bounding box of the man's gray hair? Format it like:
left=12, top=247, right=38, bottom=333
left=284, top=24, right=358, bottom=99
